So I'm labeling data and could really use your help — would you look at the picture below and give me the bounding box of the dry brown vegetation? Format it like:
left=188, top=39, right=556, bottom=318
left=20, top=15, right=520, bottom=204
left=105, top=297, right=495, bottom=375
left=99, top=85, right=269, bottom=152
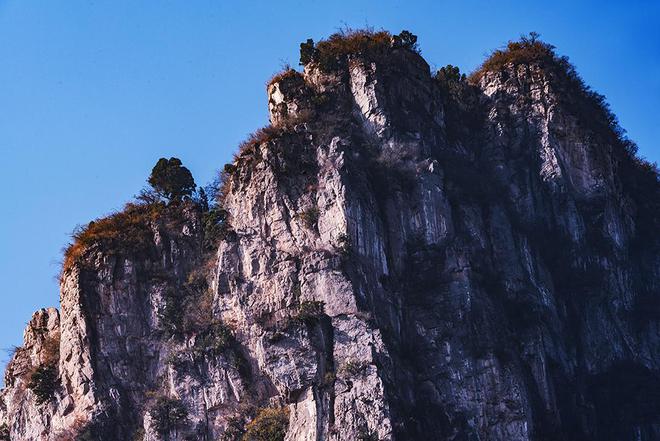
left=25, top=331, right=61, bottom=405
left=469, top=33, right=555, bottom=82
left=267, top=67, right=302, bottom=87
left=219, top=109, right=315, bottom=203
left=62, top=202, right=165, bottom=274
left=40, top=332, right=60, bottom=366
left=469, top=33, right=632, bottom=145
left=235, top=126, right=283, bottom=160
left=469, top=33, right=660, bottom=246
left=297, top=207, right=319, bottom=230
left=242, top=407, right=289, bottom=441
left=317, top=29, right=391, bottom=58
left=305, top=29, right=394, bottom=72
left=301, top=28, right=419, bottom=72
left=235, top=110, right=315, bottom=161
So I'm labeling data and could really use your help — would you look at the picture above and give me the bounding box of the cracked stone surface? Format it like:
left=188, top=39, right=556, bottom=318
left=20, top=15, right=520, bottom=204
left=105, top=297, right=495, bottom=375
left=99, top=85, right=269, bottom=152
left=2, top=36, right=659, bottom=441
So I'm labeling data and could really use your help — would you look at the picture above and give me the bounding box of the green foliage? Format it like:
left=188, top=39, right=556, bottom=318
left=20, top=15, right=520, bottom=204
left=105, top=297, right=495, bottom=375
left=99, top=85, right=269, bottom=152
left=298, top=207, right=319, bottom=230
left=310, top=93, right=330, bottom=108
left=0, top=423, right=9, bottom=441
left=181, top=269, right=216, bottom=333
left=196, top=186, right=209, bottom=211
left=148, top=157, right=196, bottom=202
left=224, top=163, right=237, bottom=175
left=434, top=65, right=482, bottom=144
left=61, top=160, right=199, bottom=275
left=436, top=64, right=465, bottom=84
left=202, top=206, right=231, bottom=249
left=193, top=322, right=234, bottom=356
left=336, top=233, right=352, bottom=257
left=160, top=268, right=230, bottom=341
left=292, top=301, right=325, bottom=324
left=392, top=30, right=418, bottom=51
left=28, top=364, right=57, bottom=405
left=299, top=38, right=316, bottom=65
left=149, top=397, right=188, bottom=435
left=159, top=287, right=185, bottom=336
left=166, top=322, right=236, bottom=371
left=242, top=407, right=289, bottom=441
left=184, top=268, right=209, bottom=296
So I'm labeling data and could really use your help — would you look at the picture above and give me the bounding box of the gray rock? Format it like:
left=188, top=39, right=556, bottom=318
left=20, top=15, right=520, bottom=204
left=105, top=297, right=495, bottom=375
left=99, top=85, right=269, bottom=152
left=2, top=35, right=659, bottom=441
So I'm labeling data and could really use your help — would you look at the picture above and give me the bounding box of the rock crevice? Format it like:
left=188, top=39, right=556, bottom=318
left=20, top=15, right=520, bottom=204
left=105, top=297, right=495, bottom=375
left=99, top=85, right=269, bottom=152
left=2, top=32, right=659, bottom=441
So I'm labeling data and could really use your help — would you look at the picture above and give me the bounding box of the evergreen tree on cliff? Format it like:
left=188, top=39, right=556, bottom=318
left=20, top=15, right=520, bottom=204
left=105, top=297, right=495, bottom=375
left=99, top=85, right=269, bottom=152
left=148, top=157, right=196, bottom=202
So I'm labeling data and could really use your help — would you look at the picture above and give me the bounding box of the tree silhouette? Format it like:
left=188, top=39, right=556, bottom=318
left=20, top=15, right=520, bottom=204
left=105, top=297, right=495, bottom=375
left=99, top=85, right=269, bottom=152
left=148, top=157, right=196, bottom=202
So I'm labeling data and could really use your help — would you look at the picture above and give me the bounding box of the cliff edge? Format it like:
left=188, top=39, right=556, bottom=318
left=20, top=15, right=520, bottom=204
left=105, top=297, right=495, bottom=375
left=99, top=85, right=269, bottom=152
left=2, top=30, right=659, bottom=441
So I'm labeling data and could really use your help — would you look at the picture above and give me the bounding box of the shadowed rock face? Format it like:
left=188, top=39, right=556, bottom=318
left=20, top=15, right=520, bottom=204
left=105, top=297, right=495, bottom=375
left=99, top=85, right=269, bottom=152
left=2, top=34, right=659, bottom=441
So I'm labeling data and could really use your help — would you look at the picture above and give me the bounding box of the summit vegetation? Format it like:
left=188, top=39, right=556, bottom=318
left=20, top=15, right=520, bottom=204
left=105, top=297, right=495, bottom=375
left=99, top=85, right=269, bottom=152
left=61, top=157, right=230, bottom=275
left=469, top=33, right=659, bottom=240
left=299, top=28, right=419, bottom=71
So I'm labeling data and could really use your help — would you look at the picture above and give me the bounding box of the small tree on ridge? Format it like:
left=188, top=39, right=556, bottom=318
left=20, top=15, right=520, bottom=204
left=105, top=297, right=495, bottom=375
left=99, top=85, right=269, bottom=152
left=148, top=157, right=196, bottom=202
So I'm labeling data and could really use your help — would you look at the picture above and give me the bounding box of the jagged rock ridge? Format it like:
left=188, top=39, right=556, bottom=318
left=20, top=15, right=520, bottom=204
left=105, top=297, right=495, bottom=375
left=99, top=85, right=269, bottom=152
left=2, top=30, right=660, bottom=441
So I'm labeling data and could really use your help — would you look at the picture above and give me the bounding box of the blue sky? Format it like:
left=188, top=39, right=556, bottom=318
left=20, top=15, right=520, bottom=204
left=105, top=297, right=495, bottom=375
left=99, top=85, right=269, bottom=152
left=0, top=0, right=658, bottom=365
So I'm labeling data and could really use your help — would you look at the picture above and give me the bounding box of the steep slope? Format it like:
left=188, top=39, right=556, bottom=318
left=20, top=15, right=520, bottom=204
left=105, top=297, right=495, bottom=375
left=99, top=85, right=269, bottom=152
left=2, top=31, right=659, bottom=441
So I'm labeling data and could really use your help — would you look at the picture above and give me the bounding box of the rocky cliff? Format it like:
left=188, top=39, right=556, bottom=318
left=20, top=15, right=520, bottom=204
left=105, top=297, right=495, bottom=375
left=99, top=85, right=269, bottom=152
left=2, top=31, right=660, bottom=441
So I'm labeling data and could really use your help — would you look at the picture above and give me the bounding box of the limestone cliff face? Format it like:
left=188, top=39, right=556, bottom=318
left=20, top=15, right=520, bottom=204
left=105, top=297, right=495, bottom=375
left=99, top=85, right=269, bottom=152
left=2, top=33, right=660, bottom=441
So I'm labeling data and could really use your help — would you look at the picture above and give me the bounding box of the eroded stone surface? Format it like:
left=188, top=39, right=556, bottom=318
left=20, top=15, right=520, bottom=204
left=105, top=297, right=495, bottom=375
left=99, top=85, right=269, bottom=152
left=2, top=39, right=659, bottom=441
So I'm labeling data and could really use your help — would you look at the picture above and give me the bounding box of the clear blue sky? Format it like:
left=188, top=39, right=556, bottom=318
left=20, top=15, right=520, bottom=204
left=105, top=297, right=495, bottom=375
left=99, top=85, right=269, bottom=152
left=1, top=0, right=658, bottom=365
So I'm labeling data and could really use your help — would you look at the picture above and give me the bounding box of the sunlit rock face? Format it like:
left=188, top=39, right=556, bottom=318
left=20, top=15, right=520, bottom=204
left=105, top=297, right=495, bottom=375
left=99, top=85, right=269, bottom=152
left=2, top=33, right=659, bottom=441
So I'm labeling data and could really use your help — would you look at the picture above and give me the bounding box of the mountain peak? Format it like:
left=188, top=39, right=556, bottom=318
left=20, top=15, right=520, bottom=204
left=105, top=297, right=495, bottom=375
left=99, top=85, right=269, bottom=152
left=2, top=29, right=660, bottom=441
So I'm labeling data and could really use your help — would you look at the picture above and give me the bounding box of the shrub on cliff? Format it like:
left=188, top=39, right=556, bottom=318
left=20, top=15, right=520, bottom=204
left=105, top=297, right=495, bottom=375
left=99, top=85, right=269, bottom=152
left=148, top=157, right=196, bottom=202
left=220, top=417, right=245, bottom=441
left=291, top=300, right=325, bottom=325
left=62, top=202, right=165, bottom=273
left=299, top=38, right=315, bottom=65
left=149, top=397, right=188, bottom=435
left=234, top=125, right=284, bottom=164
left=391, top=30, right=418, bottom=51
left=298, top=206, right=319, bottom=230
left=202, top=206, right=231, bottom=249
left=28, top=364, right=57, bottom=404
left=242, top=407, right=289, bottom=441
left=192, top=322, right=234, bottom=355
left=41, top=332, right=61, bottom=366
left=468, top=33, right=660, bottom=221
left=436, top=64, right=465, bottom=84
left=61, top=158, right=203, bottom=275
left=159, top=287, right=185, bottom=336
left=339, top=359, right=369, bottom=378
left=298, top=29, right=419, bottom=71
left=468, top=32, right=553, bottom=82
left=267, top=66, right=302, bottom=86
left=357, top=429, right=379, bottom=441
left=468, top=32, right=622, bottom=140
left=0, top=423, right=9, bottom=440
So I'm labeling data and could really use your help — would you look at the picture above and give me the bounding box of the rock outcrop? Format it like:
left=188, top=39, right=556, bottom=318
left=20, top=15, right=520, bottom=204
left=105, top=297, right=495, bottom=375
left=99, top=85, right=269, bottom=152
left=2, top=31, right=659, bottom=441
